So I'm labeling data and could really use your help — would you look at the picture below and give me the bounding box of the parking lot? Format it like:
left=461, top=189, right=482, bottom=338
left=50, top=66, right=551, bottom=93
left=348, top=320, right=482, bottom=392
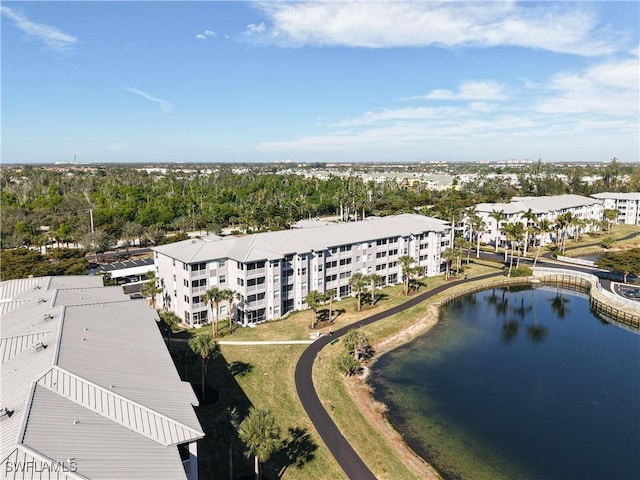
left=615, top=285, right=640, bottom=301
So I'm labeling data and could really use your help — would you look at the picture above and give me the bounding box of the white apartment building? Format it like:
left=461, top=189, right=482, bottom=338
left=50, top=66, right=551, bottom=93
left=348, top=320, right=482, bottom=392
left=591, top=192, right=640, bottom=225
left=469, top=194, right=604, bottom=249
left=152, top=214, right=452, bottom=327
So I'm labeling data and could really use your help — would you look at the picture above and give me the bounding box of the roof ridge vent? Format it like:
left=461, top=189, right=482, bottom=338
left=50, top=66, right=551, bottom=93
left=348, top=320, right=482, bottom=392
left=37, top=297, right=46, bottom=304
left=32, top=342, right=47, bottom=352
left=43, top=313, right=54, bottom=321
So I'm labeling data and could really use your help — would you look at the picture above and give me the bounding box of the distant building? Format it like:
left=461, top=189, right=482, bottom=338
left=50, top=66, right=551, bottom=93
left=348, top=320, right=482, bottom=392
left=152, top=214, right=452, bottom=327
left=0, top=276, right=204, bottom=480
left=591, top=192, right=640, bottom=225
left=469, top=194, right=604, bottom=249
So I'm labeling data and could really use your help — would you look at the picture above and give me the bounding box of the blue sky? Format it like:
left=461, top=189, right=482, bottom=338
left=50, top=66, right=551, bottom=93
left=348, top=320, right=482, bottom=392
left=2, top=1, right=638, bottom=164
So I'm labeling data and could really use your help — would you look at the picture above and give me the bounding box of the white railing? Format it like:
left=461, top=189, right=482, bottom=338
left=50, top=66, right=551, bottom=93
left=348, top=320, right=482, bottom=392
left=533, top=267, right=640, bottom=312
left=555, top=255, right=596, bottom=267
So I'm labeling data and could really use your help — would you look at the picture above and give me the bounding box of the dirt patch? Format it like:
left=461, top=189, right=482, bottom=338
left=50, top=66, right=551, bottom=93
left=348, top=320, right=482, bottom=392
left=344, top=304, right=444, bottom=480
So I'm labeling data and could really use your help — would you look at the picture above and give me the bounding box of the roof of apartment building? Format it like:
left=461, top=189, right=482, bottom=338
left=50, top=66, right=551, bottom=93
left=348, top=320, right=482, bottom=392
left=0, top=276, right=204, bottom=480
left=591, top=192, right=640, bottom=201
left=153, top=213, right=450, bottom=264
left=475, top=194, right=603, bottom=216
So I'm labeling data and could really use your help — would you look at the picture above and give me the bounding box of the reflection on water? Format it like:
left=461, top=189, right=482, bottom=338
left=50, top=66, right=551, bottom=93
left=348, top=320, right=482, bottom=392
left=371, top=286, right=640, bottom=480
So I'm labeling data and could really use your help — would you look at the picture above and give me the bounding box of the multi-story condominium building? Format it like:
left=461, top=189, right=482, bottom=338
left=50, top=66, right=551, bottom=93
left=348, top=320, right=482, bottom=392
left=591, top=192, right=640, bottom=225
left=153, top=214, right=452, bottom=327
left=468, top=194, right=604, bottom=249
left=0, top=276, right=204, bottom=480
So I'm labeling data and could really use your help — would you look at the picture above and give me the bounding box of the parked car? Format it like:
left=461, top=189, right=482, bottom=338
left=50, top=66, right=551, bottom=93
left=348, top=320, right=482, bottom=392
left=623, top=289, right=640, bottom=299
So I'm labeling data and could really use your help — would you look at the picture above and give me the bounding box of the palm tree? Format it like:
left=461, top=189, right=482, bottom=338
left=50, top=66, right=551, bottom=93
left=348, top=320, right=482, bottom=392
left=221, top=289, right=237, bottom=331
left=366, top=273, right=383, bottom=306
left=204, top=287, right=223, bottom=337
left=304, top=290, right=323, bottom=328
left=398, top=255, right=415, bottom=295
left=521, top=209, right=537, bottom=256
left=532, top=218, right=552, bottom=269
left=603, top=209, right=618, bottom=233
left=188, top=334, right=219, bottom=401
left=441, top=247, right=458, bottom=279
left=216, top=407, right=240, bottom=480
left=324, top=288, right=336, bottom=320
left=555, top=212, right=574, bottom=254
left=141, top=271, right=162, bottom=309
left=503, top=222, right=525, bottom=276
left=349, top=273, right=368, bottom=311
left=238, top=408, right=282, bottom=480
left=470, top=214, right=486, bottom=258
left=489, top=209, right=506, bottom=253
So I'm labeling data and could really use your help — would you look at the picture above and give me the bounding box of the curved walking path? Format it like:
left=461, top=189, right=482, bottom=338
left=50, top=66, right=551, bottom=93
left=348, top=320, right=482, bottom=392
left=294, top=272, right=501, bottom=480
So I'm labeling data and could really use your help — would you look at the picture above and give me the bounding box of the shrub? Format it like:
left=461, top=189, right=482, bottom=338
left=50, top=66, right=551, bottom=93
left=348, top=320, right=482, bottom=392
left=505, top=266, right=532, bottom=277
left=337, top=353, right=361, bottom=376
left=600, top=237, right=615, bottom=249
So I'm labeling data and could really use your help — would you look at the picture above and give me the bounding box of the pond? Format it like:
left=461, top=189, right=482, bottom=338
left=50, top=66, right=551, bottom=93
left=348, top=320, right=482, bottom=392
left=370, top=286, right=640, bottom=480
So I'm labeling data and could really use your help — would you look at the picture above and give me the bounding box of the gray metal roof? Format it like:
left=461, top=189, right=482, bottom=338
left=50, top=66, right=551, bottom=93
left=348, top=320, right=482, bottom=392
left=476, top=194, right=603, bottom=216
left=154, top=213, right=450, bottom=264
left=591, top=192, right=640, bottom=201
left=0, top=276, right=204, bottom=479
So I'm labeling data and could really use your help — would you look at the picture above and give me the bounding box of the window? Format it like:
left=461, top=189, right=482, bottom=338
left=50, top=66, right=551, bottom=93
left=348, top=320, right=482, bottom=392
left=184, top=295, right=190, bottom=303
left=173, top=274, right=176, bottom=282
left=237, top=278, right=244, bottom=286
left=191, top=279, right=206, bottom=288
left=192, top=295, right=202, bottom=304
left=376, top=239, right=388, bottom=246
left=273, top=274, right=280, bottom=283
left=274, top=290, right=280, bottom=298
left=326, top=274, right=337, bottom=282
left=356, top=256, right=361, bottom=263
left=339, top=258, right=351, bottom=266
left=184, top=279, right=188, bottom=287
left=339, top=245, right=351, bottom=252
left=185, top=312, right=190, bottom=321
left=389, top=249, right=398, bottom=256
left=326, top=260, right=338, bottom=269
left=191, top=262, right=206, bottom=271
left=330, top=247, right=338, bottom=254
left=376, top=251, right=387, bottom=258
left=317, top=264, right=323, bottom=272
left=376, top=264, right=386, bottom=271
left=219, top=260, right=226, bottom=268
left=247, top=277, right=265, bottom=287
left=339, top=271, right=351, bottom=279
left=219, top=275, right=226, bottom=283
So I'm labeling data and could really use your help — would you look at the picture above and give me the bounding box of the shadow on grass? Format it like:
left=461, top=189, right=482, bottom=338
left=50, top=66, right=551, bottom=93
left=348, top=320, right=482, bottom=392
left=268, top=427, right=318, bottom=479
left=169, top=344, right=318, bottom=480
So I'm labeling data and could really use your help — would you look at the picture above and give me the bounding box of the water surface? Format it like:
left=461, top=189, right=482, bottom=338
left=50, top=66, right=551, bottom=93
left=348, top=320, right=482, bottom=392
left=371, top=286, right=640, bottom=480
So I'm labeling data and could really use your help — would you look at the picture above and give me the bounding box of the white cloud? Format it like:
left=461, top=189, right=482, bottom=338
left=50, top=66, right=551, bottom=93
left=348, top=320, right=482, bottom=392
left=195, top=29, right=217, bottom=40
left=1, top=5, right=77, bottom=51
left=535, top=56, right=639, bottom=116
left=244, top=2, right=620, bottom=56
left=124, top=87, right=173, bottom=112
left=420, top=81, right=507, bottom=101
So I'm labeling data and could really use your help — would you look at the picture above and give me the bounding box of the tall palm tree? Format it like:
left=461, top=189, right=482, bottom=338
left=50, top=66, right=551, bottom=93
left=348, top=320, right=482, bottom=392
left=238, top=408, right=282, bottom=480
left=141, top=271, right=162, bottom=309
left=188, top=334, right=219, bottom=401
left=441, top=247, right=458, bottom=279
left=204, top=287, right=223, bottom=337
left=366, top=273, right=383, bottom=306
left=304, top=290, right=323, bottom=328
left=398, top=255, right=415, bottom=295
left=470, top=214, right=486, bottom=258
left=503, top=222, right=525, bottom=276
left=489, top=209, right=506, bottom=253
left=464, top=206, right=478, bottom=242
left=521, top=209, right=537, bottom=256
left=348, top=273, right=368, bottom=311
left=603, top=209, right=619, bottom=233
left=221, top=289, right=237, bottom=331
left=532, top=218, right=552, bottom=269
left=324, top=288, right=336, bottom=320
